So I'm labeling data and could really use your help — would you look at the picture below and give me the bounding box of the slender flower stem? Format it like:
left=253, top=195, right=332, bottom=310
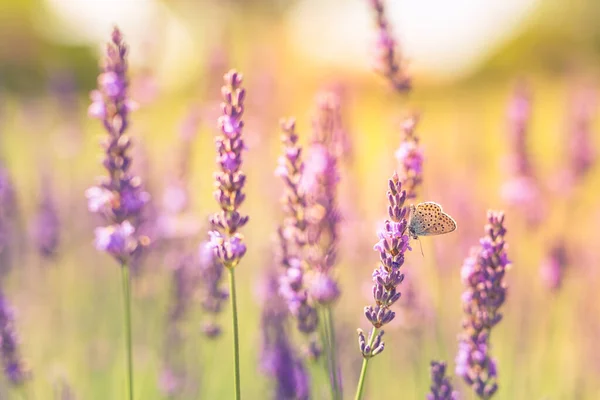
left=227, top=267, right=241, bottom=400
left=325, top=306, right=340, bottom=400
left=319, top=308, right=336, bottom=400
left=354, top=327, right=379, bottom=400
left=121, top=263, right=134, bottom=400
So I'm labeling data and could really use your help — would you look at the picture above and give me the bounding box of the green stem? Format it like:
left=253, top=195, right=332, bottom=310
left=325, top=306, right=340, bottom=399
left=121, top=263, right=133, bottom=400
left=354, top=327, right=379, bottom=400
left=227, top=267, right=241, bottom=400
left=319, top=308, right=335, bottom=400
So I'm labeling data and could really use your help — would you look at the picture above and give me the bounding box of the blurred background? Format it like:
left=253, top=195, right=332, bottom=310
left=0, top=0, right=599, bottom=398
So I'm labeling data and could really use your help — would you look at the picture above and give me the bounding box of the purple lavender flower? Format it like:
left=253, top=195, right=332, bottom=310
left=304, top=92, right=342, bottom=305
left=32, top=178, right=60, bottom=258
left=501, top=84, right=543, bottom=228
left=359, top=172, right=411, bottom=357
left=0, top=293, right=29, bottom=384
left=207, top=70, right=248, bottom=399
left=260, top=269, right=310, bottom=400
left=456, top=211, right=510, bottom=399
left=208, top=69, right=249, bottom=268
left=366, top=0, right=411, bottom=92
left=539, top=241, right=568, bottom=292
left=427, top=361, right=458, bottom=400
left=395, top=114, right=423, bottom=200
left=276, top=118, right=321, bottom=359
left=87, top=27, right=149, bottom=264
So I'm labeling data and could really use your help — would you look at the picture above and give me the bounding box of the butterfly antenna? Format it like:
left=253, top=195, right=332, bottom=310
left=418, top=237, right=424, bottom=257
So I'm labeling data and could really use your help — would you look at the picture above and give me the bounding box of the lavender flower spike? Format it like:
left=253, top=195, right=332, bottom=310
left=427, top=361, right=458, bottom=400
left=208, top=69, right=249, bottom=268
left=0, top=293, right=29, bottom=384
left=207, top=69, right=249, bottom=400
left=86, top=27, right=148, bottom=400
left=456, top=211, right=510, bottom=399
left=367, top=0, right=411, bottom=92
left=354, top=173, right=412, bottom=400
left=86, top=27, right=149, bottom=264
left=276, top=118, right=321, bottom=359
left=363, top=172, right=411, bottom=335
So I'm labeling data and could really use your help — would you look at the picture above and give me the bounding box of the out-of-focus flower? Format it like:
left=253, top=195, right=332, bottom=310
left=260, top=269, right=310, bottom=400
left=456, top=211, right=510, bottom=399
left=0, top=165, right=20, bottom=275
left=366, top=0, right=411, bottom=92
left=554, top=87, right=598, bottom=194
left=395, top=114, right=423, bottom=200
left=539, top=241, right=568, bottom=292
left=198, top=241, right=228, bottom=337
left=502, top=84, right=543, bottom=228
left=305, top=93, right=342, bottom=296
left=32, top=178, right=60, bottom=258
left=427, top=361, right=459, bottom=400
left=0, top=294, right=29, bottom=385
left=276, top=118, right=321, bottom=359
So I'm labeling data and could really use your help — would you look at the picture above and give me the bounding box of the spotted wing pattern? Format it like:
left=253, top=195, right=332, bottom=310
left=408, top=202, right=457, bottom=238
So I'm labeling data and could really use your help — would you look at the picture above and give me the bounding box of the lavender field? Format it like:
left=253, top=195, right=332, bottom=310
left=0, top=0, right=599, bottom=399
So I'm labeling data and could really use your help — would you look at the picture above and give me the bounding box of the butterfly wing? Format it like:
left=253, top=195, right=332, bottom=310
left=410, top=202, right=457, bottom=237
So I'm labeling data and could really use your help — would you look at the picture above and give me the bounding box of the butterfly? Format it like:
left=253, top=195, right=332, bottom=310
left=407, top=202, right=457, bottom=240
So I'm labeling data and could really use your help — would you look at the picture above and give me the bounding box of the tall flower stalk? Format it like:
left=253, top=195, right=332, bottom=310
left=86, top=27, right=149, bottom=400
left=207, top=69, right=249, bottom=400
left=456, top=211, right=510, bottom=399
left=276, top=118, right=321, bottom=360
left=304, top=93, right=343, bottom=398
left=354, top=173, right=412, bottom=400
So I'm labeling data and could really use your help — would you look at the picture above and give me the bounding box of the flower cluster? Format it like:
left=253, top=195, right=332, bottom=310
left=276, top=118, right=320, bottom=357
left=86, top=27, right=149, bottom=264
left=261, top=269, right=310, bottom=400
left=395, top=114, right=423, bottom=200
left=358, top=173, right=411, bottom=357
left=303, top=92, right=342, bottom=307
left=208, top=70, right=249, bottom=269
left=366, top=0, right=411, bottom=92
left=501, top=84, right=543, bottom=228
left=456, top=211, right=510, bottom=399
left=427, top=361, right=458, bottom=400
left=0, top=293, right=29, bottom=384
